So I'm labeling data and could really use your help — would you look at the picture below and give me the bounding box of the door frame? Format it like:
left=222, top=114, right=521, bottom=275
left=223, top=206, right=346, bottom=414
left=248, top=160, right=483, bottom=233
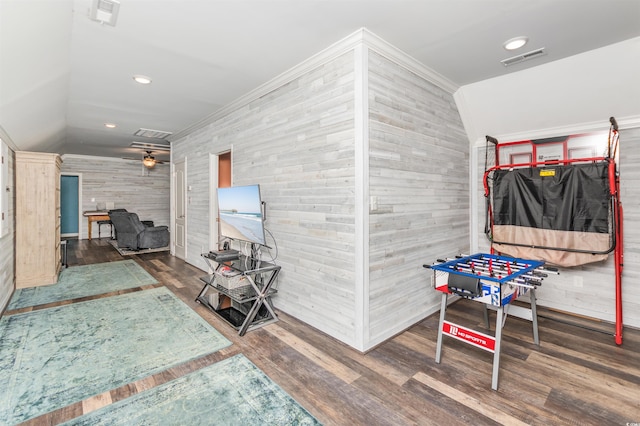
left=209, top=150, right=232, bottom=252
left=60, top=172, right=82, bottom=238
left=172, top=158, right=187, bottom=260
left=209, top=153, right=218, bottom=252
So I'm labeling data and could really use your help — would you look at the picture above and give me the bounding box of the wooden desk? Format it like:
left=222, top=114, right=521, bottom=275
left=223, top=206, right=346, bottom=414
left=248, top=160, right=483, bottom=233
left=83, top=211, right=110, bottom=240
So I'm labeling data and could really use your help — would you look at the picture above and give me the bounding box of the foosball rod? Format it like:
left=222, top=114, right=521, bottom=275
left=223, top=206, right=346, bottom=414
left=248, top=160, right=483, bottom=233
left=453, top=254, right=539, bottom=272
left=449, top=264, right=543, bottom=285
left=454, top=254, right=559, bottom=275
left=476, top=255, right=560, bottom=274
left=435, top=257, right=544, bottom=280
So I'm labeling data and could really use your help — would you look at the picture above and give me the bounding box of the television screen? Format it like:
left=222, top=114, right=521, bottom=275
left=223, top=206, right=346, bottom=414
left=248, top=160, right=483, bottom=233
left=217, top=184, right=267, bottom=246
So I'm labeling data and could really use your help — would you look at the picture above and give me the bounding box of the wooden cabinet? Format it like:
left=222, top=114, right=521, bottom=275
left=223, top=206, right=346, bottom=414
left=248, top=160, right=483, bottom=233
left=16, top=151, right=62, bottom=288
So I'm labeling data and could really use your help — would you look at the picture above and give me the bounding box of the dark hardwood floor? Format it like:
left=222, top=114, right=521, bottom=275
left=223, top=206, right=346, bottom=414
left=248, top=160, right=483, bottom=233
left=8, top=238, right=640, bottom=425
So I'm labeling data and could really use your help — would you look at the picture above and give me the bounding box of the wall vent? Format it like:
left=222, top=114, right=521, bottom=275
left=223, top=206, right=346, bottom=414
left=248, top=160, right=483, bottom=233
left=90, top=0, right=120, bottom=26
left=133, top=128, right=173, bottom=139
left=500, top=47, right=546, bottom=67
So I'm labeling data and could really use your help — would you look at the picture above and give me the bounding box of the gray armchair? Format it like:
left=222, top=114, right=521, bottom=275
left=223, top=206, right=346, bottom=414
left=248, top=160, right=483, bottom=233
left=109, top=212, right=169, bottom=250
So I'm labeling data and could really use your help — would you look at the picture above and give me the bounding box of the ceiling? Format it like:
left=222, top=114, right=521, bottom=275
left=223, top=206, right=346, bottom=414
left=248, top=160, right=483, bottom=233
left=1, top=0, right=639, bottom=163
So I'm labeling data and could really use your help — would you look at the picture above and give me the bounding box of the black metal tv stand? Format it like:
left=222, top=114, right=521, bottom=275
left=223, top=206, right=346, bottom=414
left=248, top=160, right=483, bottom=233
left=196, top=252, right=281, bottom=336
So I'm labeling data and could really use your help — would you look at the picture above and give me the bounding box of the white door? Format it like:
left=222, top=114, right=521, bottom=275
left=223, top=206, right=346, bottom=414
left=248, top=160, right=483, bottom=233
left=174, top=159, right=186, bottom=259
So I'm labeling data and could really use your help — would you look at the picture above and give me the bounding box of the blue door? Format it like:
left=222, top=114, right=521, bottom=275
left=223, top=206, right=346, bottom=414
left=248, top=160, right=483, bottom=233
left=61, top=175, right=79, bottom=235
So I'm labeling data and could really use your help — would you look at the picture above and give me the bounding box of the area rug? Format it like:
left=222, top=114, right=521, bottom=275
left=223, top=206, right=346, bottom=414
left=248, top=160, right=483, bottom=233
left=0, top=287, right=232, bottom=425
left=63, top=354, right=321, bottom=425
left=7, top=260, right=158, bottom=310
left=108, top=239, right=170, bottom=256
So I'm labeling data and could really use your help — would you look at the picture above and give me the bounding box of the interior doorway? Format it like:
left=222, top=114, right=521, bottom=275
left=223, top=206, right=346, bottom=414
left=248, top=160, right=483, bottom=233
left=210, top=151, right=231, bottom=251
left=60, top=174, right=81, bottom=237
left=173, top=159, right=186, bottom=260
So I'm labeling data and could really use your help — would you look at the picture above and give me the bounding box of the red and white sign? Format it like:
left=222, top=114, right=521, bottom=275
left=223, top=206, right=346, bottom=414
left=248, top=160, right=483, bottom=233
left=442, top=321, right=495, bottom=352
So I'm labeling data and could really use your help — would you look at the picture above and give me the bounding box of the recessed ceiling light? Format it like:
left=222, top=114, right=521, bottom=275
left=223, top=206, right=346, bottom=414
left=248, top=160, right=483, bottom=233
left=104, top=123, right=117, bottom=128
left=133, top=75, right=152, bottom=84
left=503, top=36, right=529, bottom=51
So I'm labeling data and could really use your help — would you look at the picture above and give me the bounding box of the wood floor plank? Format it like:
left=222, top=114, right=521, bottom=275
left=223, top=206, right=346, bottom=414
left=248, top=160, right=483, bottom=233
left=413, top=371, right=531, bottom=426
left=264, top=323, right=362, bottom=384
left=81, top=391, right=112, bottom=414
left=9, top=239, right=639, bottom=426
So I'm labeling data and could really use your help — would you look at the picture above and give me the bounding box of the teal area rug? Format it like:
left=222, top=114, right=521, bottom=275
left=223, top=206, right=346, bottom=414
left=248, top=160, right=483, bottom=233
left=0, top=287, right=232, bottom=425
left=64, top=354, right=321, bottom=426
left=7, top=260, right=158, bottom=310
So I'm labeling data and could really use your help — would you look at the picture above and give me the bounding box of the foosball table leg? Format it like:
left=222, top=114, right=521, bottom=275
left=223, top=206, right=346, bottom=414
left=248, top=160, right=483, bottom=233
left=435, top=292, right=448, bottom=364
left=483, top=304, right=490, bottom=329
left=491, top=306, right=504, bottom=391
left=530, top=289, right=540, bottom=346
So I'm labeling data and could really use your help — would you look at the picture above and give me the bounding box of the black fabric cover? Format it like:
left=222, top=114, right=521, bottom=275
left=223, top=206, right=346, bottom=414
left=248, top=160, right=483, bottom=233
left=493, top=163, right=610, bottom=234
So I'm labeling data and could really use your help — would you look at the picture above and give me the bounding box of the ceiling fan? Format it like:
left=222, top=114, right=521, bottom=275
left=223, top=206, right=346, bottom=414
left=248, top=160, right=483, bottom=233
left=122, top=150, right=167, bottom=168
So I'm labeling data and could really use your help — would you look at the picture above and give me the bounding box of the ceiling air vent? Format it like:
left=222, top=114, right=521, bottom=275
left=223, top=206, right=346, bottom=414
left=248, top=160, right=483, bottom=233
left=133, top=128, right=173, bottom=139
left=90, top=0, right=120, bottom=26
left=130, top=142, right=171, bottom=151
left=500, top=47, right=546, bottom=67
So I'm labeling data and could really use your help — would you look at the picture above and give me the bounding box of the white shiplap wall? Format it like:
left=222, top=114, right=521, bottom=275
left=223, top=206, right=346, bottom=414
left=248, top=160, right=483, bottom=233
left=472, top=126, right=640, bottom=332
left=367, top=51, right=469, bottom=346
left=0, top=146, right=15, bottom=312
left=61, top=155, right=170, bottom=239
left=618, top=127, right=640, bottom=329
left=172, top=30, right=470, bottom=351
left=172, top=51, right=359, bottom=345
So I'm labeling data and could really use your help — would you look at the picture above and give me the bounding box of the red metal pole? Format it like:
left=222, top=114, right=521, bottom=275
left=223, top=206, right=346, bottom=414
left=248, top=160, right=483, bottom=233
left=614, top=199, right=623, bottom=345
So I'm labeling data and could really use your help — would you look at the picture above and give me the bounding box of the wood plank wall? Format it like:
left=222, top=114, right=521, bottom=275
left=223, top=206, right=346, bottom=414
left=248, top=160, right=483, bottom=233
left=367, top=52, right=469, bottom=346
left=172, top=51, right=360, bottom=346
left=0, top=147, right=15, bottom=312
left=619, top=127, right=640, bottom=328
left=474, top=127, right=640, bottom=332
left=60, top=156, right=170, bottom=239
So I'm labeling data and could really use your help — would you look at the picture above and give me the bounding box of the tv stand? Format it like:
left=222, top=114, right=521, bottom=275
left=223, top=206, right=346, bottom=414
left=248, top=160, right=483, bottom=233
left=196, top=252, right=281, bottom=336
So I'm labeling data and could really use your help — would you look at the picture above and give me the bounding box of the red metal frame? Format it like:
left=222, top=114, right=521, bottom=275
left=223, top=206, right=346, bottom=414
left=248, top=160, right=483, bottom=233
left=484, top=129, right=624, bottom=345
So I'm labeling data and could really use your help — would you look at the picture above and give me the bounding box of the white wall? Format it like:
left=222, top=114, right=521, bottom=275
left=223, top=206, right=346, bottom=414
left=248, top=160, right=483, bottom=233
left=0, top=143, right=15, bottom=312
left=367, top=51, right=469, bottom=347
left=61, top=155, right=170, bottom=239
left=455, top=37, right=640, bottom=145
left=171, top=30, right=466, bottom=351
left=456, top=37, right=640, bottom=331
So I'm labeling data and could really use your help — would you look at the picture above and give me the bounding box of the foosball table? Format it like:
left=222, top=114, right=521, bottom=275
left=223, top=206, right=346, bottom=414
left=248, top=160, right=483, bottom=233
left=425, top=253, right=556, bottom=390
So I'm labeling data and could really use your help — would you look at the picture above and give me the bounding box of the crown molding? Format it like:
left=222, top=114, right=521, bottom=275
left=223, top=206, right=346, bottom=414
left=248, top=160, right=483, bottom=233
left=171, top=28, right=458, bottom=141
left=360, top=29, right=458, bottom=94
left=472, top=114, right=640, bottom=147
left=0, top=125, right=19, bottom=152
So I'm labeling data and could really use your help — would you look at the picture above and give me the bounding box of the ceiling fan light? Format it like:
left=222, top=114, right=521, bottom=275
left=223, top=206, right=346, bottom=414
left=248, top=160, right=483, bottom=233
left=503, top=36, right=529, bottom=51
left=142, top=154, right=156, bottom=168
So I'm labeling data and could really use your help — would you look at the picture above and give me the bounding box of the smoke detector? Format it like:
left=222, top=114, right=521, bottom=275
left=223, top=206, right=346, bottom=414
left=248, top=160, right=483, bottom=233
left=90, top=0, right=120, bottom=26
left=500, top=48, right=546, bottom=67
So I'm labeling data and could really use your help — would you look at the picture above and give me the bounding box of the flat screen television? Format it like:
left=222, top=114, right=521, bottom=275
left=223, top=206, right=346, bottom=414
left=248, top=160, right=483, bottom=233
left=217, top=184, right=267, bottom=247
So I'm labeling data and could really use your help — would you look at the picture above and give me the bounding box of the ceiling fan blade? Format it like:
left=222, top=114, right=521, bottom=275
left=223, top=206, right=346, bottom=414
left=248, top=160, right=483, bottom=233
left=121, top=157, right=166, bottom=164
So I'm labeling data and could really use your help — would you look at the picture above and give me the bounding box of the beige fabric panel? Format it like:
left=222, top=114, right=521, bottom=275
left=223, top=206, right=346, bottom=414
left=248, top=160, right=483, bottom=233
left=492, top=225, right=610, bottom=267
